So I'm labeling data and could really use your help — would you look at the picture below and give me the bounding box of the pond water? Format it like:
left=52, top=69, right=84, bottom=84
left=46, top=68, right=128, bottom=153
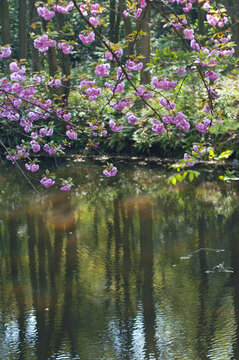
left=0, top=160, right=239, bottom=360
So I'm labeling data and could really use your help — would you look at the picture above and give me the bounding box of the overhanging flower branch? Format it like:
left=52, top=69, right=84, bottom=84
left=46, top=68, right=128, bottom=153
left=0, top=0, right=235, bottom=190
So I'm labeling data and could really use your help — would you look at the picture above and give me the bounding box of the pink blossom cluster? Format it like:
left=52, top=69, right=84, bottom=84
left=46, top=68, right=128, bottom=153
left=105, top=49, right=123, bottom=61
left=66, top=129, right=78, bottom=140
left=39, top=127, right=53, bottom=137
left=0, top=46, right=11, bottom=59
left=58, top=42, right=74, bottom=54
left=25, top=163, right=40, bottom=172
left=205, top=71, right=220, bottom=81
left=79, top=79, right=101, bottom=100
left=6, top=146, right=29, bottom=164
left=95, top=63, right=110, bottom=76
left=170, top=18, right=187, bottom=30
left=79, top=32, right=95, bottom=44
left=110, top=98, right=131, bottom=110
left=160, top=97, right=176, bottom=110
left=126, top=60, right=143, bottom=71
left=53, top=2, right=74, bottom=14
left=48, top=78, right=62, bottom=87
left=103, top=166, right=118, bottom=177
left=60, top=183, right=71, bottom=191
left=152, top=119, right=165, bottom=135
left=105, top=81, right=125, bottom=93
left=88, top=122, right=107, bottom=138
left=184, top=153, right=197, bottom=167
left=40, top=177, right=55, bottom=188
left=125, top=112, right=138, bottom=125
left=151, top=77, right=177, bottom=90
left=37, top=6, right=55, bottom=21
left=109, top=120, right=123, bottom=132
left=195, top=119, right=212, bottom=133
left=43, top=144, right=58, bottom=155
left=136, top=85, right=153, bottom=99
left=206, top=13, right=228, bottom=28
left=34, top=34, right=56, bottom=53
left=162, top=112, right=190, bottom=131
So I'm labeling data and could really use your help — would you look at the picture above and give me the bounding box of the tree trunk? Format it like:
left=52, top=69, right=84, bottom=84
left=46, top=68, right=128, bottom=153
left=122, top=0, right=134, bottom=55
left=56, top=13, right=71, bottom=103
left=137, top=5, right=151, bottom=84
left=0, top=0, right=11, bottom=45
left=109, top=0, right=121, bottom=43
left=18, top=0, right=27, bottom=59
left=29, top=0, right=41, bottom=71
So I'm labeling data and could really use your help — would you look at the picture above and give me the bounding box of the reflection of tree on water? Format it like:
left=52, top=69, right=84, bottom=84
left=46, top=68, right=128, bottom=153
left=196, top=213, right=209, bottom=360
left=9, top=216, right=27, bottom=360
left=228, top=210, right=239, bottom=359
left=2, top=170, right=239, bottom=360
left=139, top=200, right=159, bottom=360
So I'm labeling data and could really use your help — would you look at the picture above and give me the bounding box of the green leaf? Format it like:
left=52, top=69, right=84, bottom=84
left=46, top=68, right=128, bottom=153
left=189, top=172, right=194, bottom=182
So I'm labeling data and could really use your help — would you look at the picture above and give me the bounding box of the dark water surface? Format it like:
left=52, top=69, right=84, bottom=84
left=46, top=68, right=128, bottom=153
left=0, top=161, right=239, bottom=360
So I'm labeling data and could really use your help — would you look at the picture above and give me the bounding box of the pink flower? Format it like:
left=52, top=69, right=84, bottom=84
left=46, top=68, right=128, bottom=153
left=177, top=67, right=186, bottom=74
left=0, top=46, right=11, bottom=58
left=40, top=177, right=55, bottom=188
left=139, top=0, right=147, bottom=8
left=160, top=97, right=175, bottom=110
left=79, top=32, right=95, bottom=44
left=126, top=60, right=143, bottom=71
left=184, top=28, right=194, bottom=40
left=25, top=163, right=39, bottom=172
left=205, top=71, right=220, bottom=81
left=48, top=79, right=62, bottom=87
left=195, top=119, right=212, bottom=133
left=9, top=62, right=20, bottom=72
left=103, top=166, right=118, bottom=177
left=183, top=3, right=192, bottom=12
left=109, top=120, right=123, bottom=132
left=136, top=85, right=153, bottom=99
left=89, top=17, right=99, bottom=26
left=53, top=2, right=74, bottom=14
left=206, top=14, right=219, bottom=26
left=66, top=130, right=77, bottom=140
left=34, top=34, right=56, bottom=53
left=95, top=63, right=110, bottom=76
left=30, top=140, right=41, bottom=153
left=151, top=77, right=177, bottom=89
left=152, top=119, right=165, bottom=135
left=126, top=112, right=138, bottom=124
left=136, top=8, right=142, bottom=18
left=60, top=184, right=71, bottom=191
left=37, top=7, right=55, bottom=21
left=58, top=42, right=74, bottom=54
left=123, top=10, right=128, bottom=18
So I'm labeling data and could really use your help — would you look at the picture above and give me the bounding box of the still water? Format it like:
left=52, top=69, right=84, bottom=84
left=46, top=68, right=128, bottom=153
left=0, top=160, right=239, bottom=360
